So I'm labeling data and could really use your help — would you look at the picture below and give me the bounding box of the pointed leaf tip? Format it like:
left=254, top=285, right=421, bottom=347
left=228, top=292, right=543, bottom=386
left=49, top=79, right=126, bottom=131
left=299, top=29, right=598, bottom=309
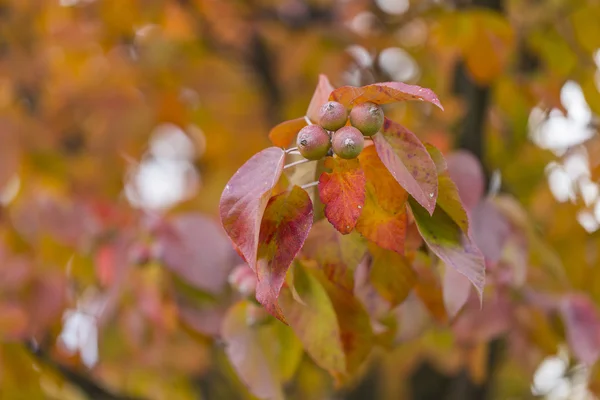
left=220, top=147, right=286, bottom=271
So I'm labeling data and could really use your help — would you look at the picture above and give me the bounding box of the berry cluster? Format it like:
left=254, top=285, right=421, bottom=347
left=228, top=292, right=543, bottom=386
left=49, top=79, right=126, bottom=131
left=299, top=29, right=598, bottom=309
left=296, top=101, right=384, bottom=160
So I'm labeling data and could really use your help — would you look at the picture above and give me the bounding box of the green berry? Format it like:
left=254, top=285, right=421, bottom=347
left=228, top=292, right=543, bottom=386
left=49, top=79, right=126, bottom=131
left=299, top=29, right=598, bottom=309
left=349, top=102, right=384, bottom=136
left=297, top=125, right=331, bottom=160
left=318, top=101, right=348, bottom=131
left=332, top=126, right=364, bottom=159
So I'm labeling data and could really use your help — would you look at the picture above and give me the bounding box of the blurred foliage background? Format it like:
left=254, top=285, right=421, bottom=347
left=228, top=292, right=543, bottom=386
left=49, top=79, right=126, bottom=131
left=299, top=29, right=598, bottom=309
left=2, top=0, right=600, bottom=399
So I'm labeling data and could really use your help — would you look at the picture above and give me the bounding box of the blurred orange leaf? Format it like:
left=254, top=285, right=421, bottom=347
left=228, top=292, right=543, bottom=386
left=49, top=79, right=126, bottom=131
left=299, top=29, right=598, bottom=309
left=268, top=117, right=307, bottom=148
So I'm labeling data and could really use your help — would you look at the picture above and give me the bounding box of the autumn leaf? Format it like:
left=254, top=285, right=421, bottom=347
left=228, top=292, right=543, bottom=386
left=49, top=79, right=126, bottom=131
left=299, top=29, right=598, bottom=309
left=373, top=118, right=438, bottom=214
left=446, top=150, right=485, bottom=212
left=412, top=253, right=447, bottom=324
left=155, top=213, right=233, bottom=295
left=409, top=198, right=485, bottom=301
left=431, top=10, right=514, bottom=84
left=559, top=294, right=600, bottom=366
left=315, top=271, right=374, bottom=377
left=318, top=157, right=366, bottom=234
left=301, top=219, right=367, bottom=291
left=279, top=262, right=346, bottom=377
left=329, top=82, right=443, bottom=110
left=280, top=262, right=373, bottom=381
left=356, top=146, right=409, bottom=254
left=222, top=300, right=303, bottom=400
left=306, top=74, right=336, bottom=122
left=425, top=145, right=470, bottom=233
left=268, top=117, right=307, bottom=148
left=443, top=266, right=472, bottom=319
left=256, top=186, right=313, bottom=322
left=220, top=147, right=286, bottom=271
left=368, top=244, right=416, bottom=307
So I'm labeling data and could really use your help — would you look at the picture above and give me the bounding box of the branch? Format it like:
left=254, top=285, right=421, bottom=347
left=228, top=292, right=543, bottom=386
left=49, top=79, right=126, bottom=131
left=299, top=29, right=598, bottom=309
left=24, top=339, right=146, bottom=400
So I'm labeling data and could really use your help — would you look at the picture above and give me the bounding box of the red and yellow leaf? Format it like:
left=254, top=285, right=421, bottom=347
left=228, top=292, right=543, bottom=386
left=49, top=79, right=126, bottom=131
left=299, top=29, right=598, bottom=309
left=329, top=82, right=443, bottom=110
left=256, top=186, right=314, bottom=321
left=318, top=157, right=366, bottom=235
left=301, top=219, right=367, bottom=291
left=268, top=117, right=307, bottom=148
left=306, top=74, right=336, bottom=122
left=373, top=118, right=438, bottom=215
left=220, top=147, right=286, bottom=271
left=368, top=244, right=416, bottom=307
left=356, top=146, right=409, bottom=254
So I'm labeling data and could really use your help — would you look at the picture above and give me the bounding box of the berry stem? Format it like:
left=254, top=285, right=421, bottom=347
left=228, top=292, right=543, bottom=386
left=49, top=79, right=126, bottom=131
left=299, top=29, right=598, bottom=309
left=287, top=150, right=301, bottom=156
left=284, top=158, right=313, bottom=170
left=285, top=147, right=299, bottom=153
left=304, top=116, right=313, bottom=125
left=301, top=181, right=319, bottom=190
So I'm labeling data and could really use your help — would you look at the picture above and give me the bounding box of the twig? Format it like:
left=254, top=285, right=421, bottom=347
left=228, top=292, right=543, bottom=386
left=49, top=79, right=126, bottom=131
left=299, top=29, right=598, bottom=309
left=24, top=339, right=146, bottom=400
left=301, top=181, right=319, bottom=190
left=284, top=158, right=312, bottom=170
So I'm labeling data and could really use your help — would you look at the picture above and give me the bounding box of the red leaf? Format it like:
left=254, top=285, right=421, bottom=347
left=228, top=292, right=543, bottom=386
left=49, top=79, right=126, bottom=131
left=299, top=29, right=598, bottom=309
left=307, top=74, right=336, bottom=122
left=156, top=213, right=234, bottom=294
left=560, top=294, right=600, bottom=366
left=318, top=157, right=366, bottom=234
left=373, top=119, right=438, bottom=214
left=409, top=198, right=485, bottom=301
left=329, top=81, right=443, bottom=110
left=220, top=147, right=286, bottom=271
left=268, top=117, right=307, bottom=148
left=356, top=146, right=409, bottom=254
left=256, top=186, right=313, bottom=321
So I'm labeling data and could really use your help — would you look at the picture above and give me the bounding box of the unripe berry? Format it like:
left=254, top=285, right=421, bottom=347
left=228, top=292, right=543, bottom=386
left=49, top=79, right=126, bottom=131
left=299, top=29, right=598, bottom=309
left=297, top=125, right=331, bottom=160
left=332, top=126, right=364, bottom=159
left=349, top=102, right=384, bottom=136
left=318, top=101, right=348, bottom=131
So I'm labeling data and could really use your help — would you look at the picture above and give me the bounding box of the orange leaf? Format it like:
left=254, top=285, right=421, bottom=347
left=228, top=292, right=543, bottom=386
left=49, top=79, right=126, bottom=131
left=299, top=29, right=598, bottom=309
left=268, top=117, right=307, bottom=148
left=256, top=186, right=314, bottom=322
left=356, top=146, right=409, bottom=254
left=318, top=157, right=366, bottom=234
left=368, top=244, right=416, bottom=307
left=306, top=74, right=336, bottom=122
left=413, top=254, right=448, bottom=324
left=302, top=219, right=366, bottom=291
left=329, top=81, right=443, bottom=110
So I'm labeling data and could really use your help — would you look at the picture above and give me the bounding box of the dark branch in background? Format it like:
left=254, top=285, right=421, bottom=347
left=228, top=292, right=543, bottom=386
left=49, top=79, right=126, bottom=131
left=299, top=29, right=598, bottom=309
left=24, top=339, right=146, bottom=400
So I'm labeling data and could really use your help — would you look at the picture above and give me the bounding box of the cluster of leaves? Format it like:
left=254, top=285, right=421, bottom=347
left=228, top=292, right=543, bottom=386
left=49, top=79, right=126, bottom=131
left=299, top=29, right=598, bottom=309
left=218, top=76, right=490, bottom=394
left=3, top=0, right=600, bottom=399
